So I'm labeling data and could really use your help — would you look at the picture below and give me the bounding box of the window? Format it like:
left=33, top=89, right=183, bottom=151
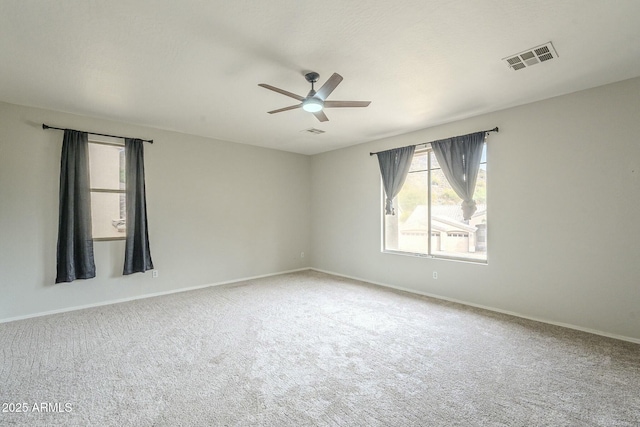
left=88, top=139, right=126, bottom=240
left=383, top=143, right=487, bottom=262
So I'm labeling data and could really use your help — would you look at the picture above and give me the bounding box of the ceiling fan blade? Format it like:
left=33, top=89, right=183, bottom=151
left=258, top=84, right=305, bottom=101
left=267, top=104, right=302, bottom=114
left=314, top=73, right=343, bottom=101
left=323, top=101, right=371, bottom=108
left=312, top=110, right=329, bottom=122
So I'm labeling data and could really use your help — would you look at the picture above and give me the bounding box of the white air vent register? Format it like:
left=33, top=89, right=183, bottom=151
left=503, top=42, right=558, bottom=71
left=302, top=128, right=326, bottom=135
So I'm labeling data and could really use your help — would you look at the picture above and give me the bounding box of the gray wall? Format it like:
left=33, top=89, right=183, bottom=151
left=310, top=77, right=640, bottom=342
left=0, top=102, right=311, bottom=320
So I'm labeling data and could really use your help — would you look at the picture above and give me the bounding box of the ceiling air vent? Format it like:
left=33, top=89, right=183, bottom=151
left=302, top=128, right=325, bottom=135
left=503, top=42, right=558, bottom=71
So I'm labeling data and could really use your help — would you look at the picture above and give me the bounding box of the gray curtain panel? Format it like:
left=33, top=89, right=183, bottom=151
left=431, top=131, right=485, bottom=221
left=376, top=146, right=416, bottom=215
left=123, top=138, right=154, bottom=275
left=55, top=130, right=96, bottom=283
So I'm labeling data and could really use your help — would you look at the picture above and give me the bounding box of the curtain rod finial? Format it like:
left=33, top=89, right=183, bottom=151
left=42, top=124, right=49, bottom=130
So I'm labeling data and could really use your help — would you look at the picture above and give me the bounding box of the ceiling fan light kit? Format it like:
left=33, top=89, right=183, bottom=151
left=259, top=72, right=370, bottom=122
left=302, top=98, right=323, bottom=112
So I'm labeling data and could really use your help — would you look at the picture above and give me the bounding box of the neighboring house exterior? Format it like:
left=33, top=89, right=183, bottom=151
left=399, top=204, right=487, bottom=254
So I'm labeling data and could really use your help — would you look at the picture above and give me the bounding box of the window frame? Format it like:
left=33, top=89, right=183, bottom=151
left=88, top=138, right=126, bottom=242
left=381, top=143, right=488, bottom=264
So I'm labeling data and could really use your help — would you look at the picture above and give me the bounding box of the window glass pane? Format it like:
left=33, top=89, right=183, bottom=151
left=385, top=152, right=428, bottom=254
left=429, top=147, right=487, bottom=261
left=89, top=143, right=125, bottom=190
left=91, top=192, right=126, bottom=239
left=476, top=159, right=488, bottom=255
left=382, top=144, right=487, bottom=262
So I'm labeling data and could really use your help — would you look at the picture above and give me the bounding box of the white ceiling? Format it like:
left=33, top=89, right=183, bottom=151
left=1, top=1, right=639, bottom=155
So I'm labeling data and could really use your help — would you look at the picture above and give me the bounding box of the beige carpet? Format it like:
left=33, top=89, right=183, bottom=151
left=1, top=270, right=638, bottom=426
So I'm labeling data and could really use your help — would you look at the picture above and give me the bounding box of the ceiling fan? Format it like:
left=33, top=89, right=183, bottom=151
left=258, top=72, right=371, bottom=122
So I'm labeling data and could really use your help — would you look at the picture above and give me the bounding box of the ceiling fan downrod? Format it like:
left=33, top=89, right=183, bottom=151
left=305, top=72, right=320, bottom=96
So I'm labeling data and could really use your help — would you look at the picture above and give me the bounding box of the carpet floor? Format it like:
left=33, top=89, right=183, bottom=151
left=1, top=270, right=639, bottom=426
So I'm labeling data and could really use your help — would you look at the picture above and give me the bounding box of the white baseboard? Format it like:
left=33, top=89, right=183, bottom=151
left=0, top=268, right=310, bottom=324
left=310, top=268, right=640, bottom=345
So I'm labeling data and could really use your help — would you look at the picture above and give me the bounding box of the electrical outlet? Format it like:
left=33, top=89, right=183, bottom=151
left=152, top=270, right=159, bottom=278
left=433, top=271, right=438, bottom=279
left=301, top=252, right=305, bottom=258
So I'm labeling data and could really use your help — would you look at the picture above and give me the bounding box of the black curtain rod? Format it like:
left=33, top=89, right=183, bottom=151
left=42, top=124, right=153, bottom=144
left=369, top=127, right=498, bottom=156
